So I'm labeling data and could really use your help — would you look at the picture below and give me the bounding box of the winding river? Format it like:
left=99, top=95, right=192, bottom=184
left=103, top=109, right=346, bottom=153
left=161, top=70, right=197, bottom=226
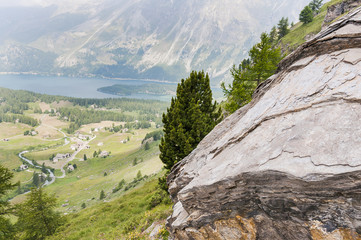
left=18, top=151, right=55, bottom=186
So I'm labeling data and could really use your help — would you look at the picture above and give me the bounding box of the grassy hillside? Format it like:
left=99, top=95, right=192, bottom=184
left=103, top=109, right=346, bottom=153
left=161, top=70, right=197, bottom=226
left=48, top=178, right=172, bottom=240
left=280, top=0, right=345, bottom=53
left=0, top=86, right=172, bottom=238
left=0, top=86, right=167, bottom=204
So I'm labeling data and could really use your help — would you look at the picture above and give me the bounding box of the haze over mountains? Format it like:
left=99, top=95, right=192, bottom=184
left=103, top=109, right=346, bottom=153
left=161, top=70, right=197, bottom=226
left=0, top=0, right=311, bottom=84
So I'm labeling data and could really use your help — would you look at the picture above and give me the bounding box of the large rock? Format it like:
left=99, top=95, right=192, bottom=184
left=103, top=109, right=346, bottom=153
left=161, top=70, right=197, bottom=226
left=324, top=0, right=361, bottom=24
left=167, top=6, right=361, bottom=240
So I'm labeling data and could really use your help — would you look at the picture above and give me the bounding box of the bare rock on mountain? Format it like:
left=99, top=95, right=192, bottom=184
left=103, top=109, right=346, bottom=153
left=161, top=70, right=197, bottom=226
left=0, top=0, right=311, bottom=83
left=324, top=0, right=361, bottom=24
left=167, top=7, right=361, bottom=240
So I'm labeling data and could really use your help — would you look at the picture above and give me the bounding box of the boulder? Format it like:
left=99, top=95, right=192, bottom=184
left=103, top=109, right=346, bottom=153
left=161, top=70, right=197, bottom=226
left=167, top=7, right=361, bottom=240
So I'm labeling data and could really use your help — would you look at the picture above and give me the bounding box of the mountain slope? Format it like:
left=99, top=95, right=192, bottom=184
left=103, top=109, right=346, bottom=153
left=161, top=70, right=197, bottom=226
left=0, top=0, right=311, bottom=84
left=167, top=6, right=361, bottom=239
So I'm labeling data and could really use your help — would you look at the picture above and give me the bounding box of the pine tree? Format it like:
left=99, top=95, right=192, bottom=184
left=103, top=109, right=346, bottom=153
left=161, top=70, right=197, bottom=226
left=277, top=17, right=289, bottom=39
left=41, top=163, right=47, bottom=174
left=222, top=33, right=282, bottom=113
left=136, top=170, right=142, bottom=179
left=159, top=71, right=222, bottom=170
left=99, top=190, right=105, bottom=200
left=269, top=26, right=278, bottom=46
left=83, top=154, right=87, bottom=161
left=33, top=172, right=40, bottom=187
left=16, top=188, right=64, bottom=239
left=144, top=142, right=150, bottom=150
left=300, top=5, right=314, bottom=24
left=0, top=165, right=17, bottom=239
left=249, top=33, right=282, bottom=86
left=309, top=0, right=323, bottom=14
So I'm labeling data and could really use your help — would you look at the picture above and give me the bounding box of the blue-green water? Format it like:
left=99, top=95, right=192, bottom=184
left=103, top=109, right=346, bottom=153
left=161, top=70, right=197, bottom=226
left=0, top=74, right=224, bottom=101
left=0, top=74, right=177, bottom=101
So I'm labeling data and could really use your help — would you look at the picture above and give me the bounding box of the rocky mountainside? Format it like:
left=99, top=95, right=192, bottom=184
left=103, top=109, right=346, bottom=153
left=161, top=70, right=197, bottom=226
left=0, top=0, right=311, bottom=83
left=167, top=6, right=361, bottom=240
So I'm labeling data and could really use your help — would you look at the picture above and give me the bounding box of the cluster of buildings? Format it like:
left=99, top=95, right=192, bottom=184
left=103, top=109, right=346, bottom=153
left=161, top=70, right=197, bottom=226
left=53, top=153, right=71, bottom=163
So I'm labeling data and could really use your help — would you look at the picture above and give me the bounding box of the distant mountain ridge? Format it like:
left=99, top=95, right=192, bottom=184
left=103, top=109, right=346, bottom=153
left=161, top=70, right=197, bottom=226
left=0, top=0, right=311, bottom=84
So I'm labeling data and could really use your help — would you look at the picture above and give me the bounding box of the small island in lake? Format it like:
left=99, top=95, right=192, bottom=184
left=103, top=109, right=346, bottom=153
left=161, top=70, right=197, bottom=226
left=97, top=83, right=176, bottom=96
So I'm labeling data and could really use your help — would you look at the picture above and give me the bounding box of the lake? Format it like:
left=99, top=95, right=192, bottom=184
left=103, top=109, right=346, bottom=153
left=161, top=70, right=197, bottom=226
left=0, top=74, right=224, bottom=101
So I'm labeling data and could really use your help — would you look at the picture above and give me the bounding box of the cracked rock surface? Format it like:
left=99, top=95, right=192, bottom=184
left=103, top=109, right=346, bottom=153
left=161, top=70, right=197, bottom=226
left=167, top=7, right=361, bottom=240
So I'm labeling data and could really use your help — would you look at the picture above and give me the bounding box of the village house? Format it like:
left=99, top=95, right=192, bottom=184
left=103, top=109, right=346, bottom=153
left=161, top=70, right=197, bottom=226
left=67, top=165, right=74, bottom=172
left=53, top=153, right=71, bottom=163
left=78, top=134, right=91, bottom=140
left=99, top=151, right=109, bottom=158
left=38, top=172, right=47, bottom=181
left=19, top=164, right=28, bottom=171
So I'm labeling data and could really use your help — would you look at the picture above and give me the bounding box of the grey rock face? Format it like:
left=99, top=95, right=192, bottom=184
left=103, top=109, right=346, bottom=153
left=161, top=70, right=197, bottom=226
left=324, top=0, right=361, bottom=24
left=167, top=7, right=361, bottom=240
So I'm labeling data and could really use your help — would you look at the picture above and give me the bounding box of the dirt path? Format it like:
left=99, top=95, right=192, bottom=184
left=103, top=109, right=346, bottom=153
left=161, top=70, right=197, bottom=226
left=57, top=135, right=97, bottom=178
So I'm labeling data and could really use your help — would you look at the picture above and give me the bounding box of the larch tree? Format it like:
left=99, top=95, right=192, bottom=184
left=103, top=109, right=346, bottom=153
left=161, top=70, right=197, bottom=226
left=222, top=33, right=282, bottom=113
left=249, top=33, right=282, bottom=86
left=309, top=0, right=323, bottom=14
left=277, top=17, right=289, bottom=39
left=16, top=188, right=64, bottom=240
left=0, top=164, right=18, bottom=239
left=300, top=5, right=314, bottom=24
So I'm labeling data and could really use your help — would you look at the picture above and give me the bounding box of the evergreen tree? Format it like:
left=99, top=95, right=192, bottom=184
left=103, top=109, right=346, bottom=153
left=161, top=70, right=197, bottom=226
left=16, top=188, right=64, bottom=240
left=83, top=154, right=87, bottom=161
left=41, top=163, right=47, bottom=174
left=136, top=170, right=142, bottom=179
left=249, top=33, right=282, bottom=86
left=269, top=26, right=278, bottom=46
left=300, top=5, right=314, bottom=24
left=159, top=71, right=222, bottom=170
left=144, top=142, right=150, bottom=150
left=309, top=0, right=323, bottom=14
left=277, top=17, right=289, bottom=39
left=0, top=165, right=17, bottom=239
left=99, top=190, right=105, bottom=200
left=32, top=172, right=40, bottom=187
left=222, top=33, right=282, bottom=113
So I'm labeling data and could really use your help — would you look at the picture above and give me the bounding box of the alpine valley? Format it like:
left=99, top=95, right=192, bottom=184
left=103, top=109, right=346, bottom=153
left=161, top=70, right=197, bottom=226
left=0, top=0, right=311, bottom=84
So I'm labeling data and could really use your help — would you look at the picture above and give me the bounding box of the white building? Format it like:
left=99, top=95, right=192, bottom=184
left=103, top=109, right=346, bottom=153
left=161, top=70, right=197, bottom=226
left=19, top=165, right=28, bottom=170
